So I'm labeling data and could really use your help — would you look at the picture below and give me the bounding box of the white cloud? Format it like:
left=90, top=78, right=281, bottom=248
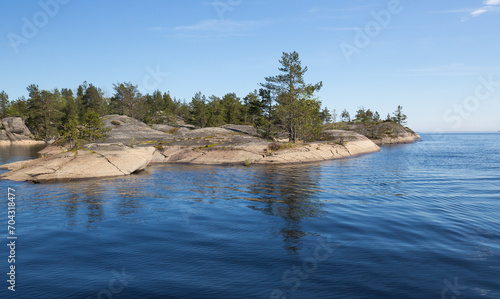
left=324, top=27, right=361, bottom=31
left=429, top=8, right=477, bottom=14
left=484, top=0, right=500, bottom=5
left=148, top=19, right=264, bottom=39
left=465, top=0, right=500, bottom=19
left=471, top=8, right=488, bottom=17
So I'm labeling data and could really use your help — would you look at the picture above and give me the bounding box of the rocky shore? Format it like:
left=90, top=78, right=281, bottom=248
left=330, top=122, right=421, bottom=145
left=0, top=117, right=46, bottom=146
left=0, top=115, right=422, bottom=183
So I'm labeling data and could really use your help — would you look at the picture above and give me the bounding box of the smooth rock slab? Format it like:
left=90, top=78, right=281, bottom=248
left=0, top=145, right=156, bottom=183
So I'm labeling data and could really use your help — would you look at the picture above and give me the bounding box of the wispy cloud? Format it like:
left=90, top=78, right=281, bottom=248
left=463, top=0, right=500, bottom=21
left=308, top=6, right=320, bottom=13
left=323, top=27, right=361, bottom=31
left=307, top=4, right=376, bottom=14
left=148, top=19, right=264, bottom=39
left=471, top=8, right=488, bottom=17
left=428, top=8, right=477, bottom=14
left=392, top=64, right=500, bottom=77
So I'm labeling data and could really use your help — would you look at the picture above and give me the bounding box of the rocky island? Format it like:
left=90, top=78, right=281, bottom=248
left=0, top=52, right=421, bottom=183
left=0, top=115, right=420, bottom=183
left=0, top=117, right=45, bottom=146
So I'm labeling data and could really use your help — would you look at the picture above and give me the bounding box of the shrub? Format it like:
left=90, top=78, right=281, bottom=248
left=267, top=142, right=284, bottom=155
left=244, top=158, right=251, bottom=167
left=168, top=127, right=179, bottom=135
left=154, top=140, right=165, bottom=150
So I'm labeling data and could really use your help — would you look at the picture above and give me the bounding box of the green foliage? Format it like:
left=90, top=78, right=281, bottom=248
left=6, top=97, right=29, bottom=119
left=9, top=52, right=406, bottom=145
left=154, top=140, right=165, bottom=150
left=244, top=158, right=251, bottom=167
left=340, top=109, right=351, bottom=122
left=26, top=85, right=64, bottom=139
left=252, top=89, right=277, bottom=139
left=221, top=93, right=241, bottom=124
left=189, top=92, right=208, bottom=128
left=354, top=107, right=374, bottom=123
left=81, top=109, right=109, bottom=143
left=0, top=90, right=9, bottom=118
left=320, top=107, right=332, bottom=124
left=60, top=118, right=80, bottom=149
left=206, top=95, right=226, bottom=127
left=393, top=105, right=407, bottom=125
left=111, top=82, right=144, bottom=120
left=167, top=127, right=179, bottom=135
left=82, top=83, right=107, bottom=116
left=267, top=142, right=284, bottom=153
left=261, top=51, right=323, bottom=142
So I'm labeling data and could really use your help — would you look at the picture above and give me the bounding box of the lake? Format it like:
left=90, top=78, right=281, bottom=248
left=0, top=133, right=499, bottom=298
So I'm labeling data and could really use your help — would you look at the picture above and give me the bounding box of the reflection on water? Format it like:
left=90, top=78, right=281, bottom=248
left=0, top=135, right=499, bottom=298
left=0, top=144, right=46, bottom=164
left=247, top=164, right=323, bottom=254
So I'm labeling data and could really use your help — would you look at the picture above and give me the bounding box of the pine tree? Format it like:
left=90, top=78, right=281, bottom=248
left=320, top=107, right=332, bottom=124
left=26, top=85, right=63, bottom=139
left=189, top=92, right=208, bottom=128
left=221, top=93, right=241, bottom=124
left=81, top=109, right=108, bottom=143
left=206, top=95, right=226, bottom=127
left=0, top=91, right=9, bottom=118
left=261, top=51, right=323, bottom=142
left=341, top=109, right=351, bottom=122
left=393, top=105, right=407, bottom=125
left=112, top=82, right=144, bottom=120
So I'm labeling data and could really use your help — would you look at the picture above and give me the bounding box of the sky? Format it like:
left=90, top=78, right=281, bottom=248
left=1, top=0, right=499, bottom=132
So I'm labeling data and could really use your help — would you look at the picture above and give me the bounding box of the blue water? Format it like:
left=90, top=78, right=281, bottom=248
left=0, top=134, right=499, bottom=298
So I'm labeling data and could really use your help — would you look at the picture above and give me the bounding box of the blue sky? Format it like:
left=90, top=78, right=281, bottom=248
left=1, top=0, right=499, bottom=132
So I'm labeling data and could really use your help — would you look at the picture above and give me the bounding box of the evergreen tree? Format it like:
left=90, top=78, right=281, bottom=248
left=111, top=82, right=144, bottom=120
left=7, top=97, right=29, bottom=119
left=393, top=105, right=407, bottom=125
left=83, top=84, right=107, bottom=116
left=355, top=107, right=373, bottom=123
left=189, top=92, right=208, bottom=128
left=221, top=93, right=241, bottom=124
left=385, top=113, right=393, bottom=122
left=206, top=95, right=226, bottom=127
left=245, top=90, right=263, bottom=124
left=261, top=51, right=323, bottom=142
left=61, top=117, right=79, bottom=148
left=320, top=107, right=332, bottom=124
left=26, top=85, right=63, bottom=138
left=341, top=109, right=351, bottom=122
left=61, top=88, right=78, bottom=124
left=81, top=109, right=108, bottom=143
left=0, top=91, right=9, bottom=118
left=253, top=88, right=276, bottom=139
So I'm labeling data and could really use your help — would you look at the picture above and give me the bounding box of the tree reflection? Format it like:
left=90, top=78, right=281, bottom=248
left=61, top=181, right=106, bottom=229
left=247, top=164, right=324, bottom=254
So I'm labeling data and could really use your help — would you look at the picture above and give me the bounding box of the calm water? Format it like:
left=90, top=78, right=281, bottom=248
left=0, top=134, right=499, bottom=298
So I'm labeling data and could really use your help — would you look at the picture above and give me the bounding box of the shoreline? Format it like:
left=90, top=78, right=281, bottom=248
left=0, top=116, right=421, bottom=183
left=0, top=138, right=382, bottom=183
